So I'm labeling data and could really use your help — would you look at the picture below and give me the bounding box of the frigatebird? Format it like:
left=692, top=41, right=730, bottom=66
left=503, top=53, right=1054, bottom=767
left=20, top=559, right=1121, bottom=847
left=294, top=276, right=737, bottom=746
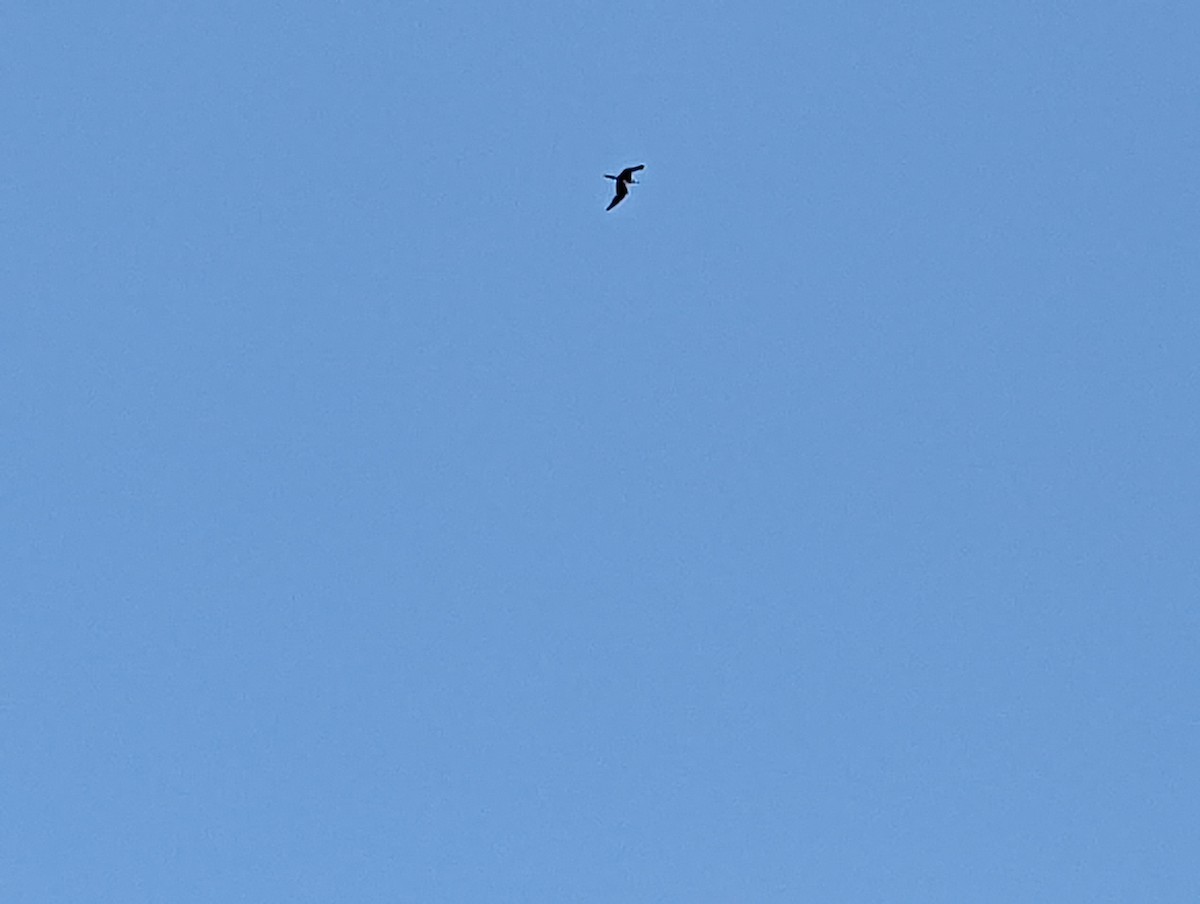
left=604, top=164, right=644, bottom=210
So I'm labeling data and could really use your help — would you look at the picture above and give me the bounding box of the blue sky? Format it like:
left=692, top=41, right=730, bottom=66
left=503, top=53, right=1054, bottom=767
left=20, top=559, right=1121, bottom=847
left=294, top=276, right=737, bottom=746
left=4, top=1, right=1198, bottom=900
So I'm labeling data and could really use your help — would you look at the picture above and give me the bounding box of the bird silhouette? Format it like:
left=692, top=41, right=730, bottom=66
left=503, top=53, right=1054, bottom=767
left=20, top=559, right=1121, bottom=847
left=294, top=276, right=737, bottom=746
left=604, top=164, right=644, bottom=210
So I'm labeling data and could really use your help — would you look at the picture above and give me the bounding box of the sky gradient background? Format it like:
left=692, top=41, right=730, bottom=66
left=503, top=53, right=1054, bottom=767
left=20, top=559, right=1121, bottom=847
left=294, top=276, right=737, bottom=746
left=4, top=1, right=1199, bottom=901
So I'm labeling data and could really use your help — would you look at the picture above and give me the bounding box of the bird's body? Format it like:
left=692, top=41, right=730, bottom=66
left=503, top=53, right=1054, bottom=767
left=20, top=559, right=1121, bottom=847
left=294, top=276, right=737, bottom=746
left=605, top=164, right=644, bottom=210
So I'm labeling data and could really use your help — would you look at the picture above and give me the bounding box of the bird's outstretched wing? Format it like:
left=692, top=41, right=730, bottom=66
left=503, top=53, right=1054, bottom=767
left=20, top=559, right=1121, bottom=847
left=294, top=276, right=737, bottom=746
left=618, top=164, right=645, bottom=182
left=606, top=179, right=629, bottom=210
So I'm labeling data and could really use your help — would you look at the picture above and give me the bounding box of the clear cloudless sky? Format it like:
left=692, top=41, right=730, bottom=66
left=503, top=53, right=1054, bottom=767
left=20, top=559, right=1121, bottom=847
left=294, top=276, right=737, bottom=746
left=3, top=1, right=1198, bottom=901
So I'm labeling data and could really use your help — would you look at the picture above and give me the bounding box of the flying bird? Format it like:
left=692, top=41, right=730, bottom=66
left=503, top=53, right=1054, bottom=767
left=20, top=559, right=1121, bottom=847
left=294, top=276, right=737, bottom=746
left=604, top=164, right=644, bottom=210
